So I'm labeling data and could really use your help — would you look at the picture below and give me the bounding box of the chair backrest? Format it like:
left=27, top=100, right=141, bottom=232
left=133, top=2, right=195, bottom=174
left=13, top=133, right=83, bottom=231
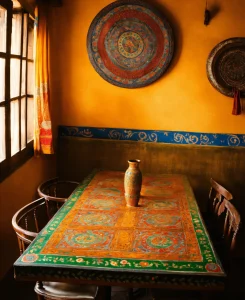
left=37, top=177, right=79, bottom=203
left=12, top=198, right=58, bottom=255
left=218, top=199, right=241, bottom=251
left=209, top=178, right=233, bottom=215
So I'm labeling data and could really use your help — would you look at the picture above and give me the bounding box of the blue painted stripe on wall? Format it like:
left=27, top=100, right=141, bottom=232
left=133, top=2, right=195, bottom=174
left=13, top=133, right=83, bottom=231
left=59, top=126, right=245, bottom=147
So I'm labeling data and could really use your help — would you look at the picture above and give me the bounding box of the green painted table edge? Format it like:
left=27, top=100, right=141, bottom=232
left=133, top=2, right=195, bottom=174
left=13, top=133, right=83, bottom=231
left=14, top=169, right=226, bottom=281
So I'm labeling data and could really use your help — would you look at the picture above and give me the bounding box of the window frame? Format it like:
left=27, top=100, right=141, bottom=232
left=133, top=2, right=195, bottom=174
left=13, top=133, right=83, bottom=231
left=0, top=0, right=34, bottom=182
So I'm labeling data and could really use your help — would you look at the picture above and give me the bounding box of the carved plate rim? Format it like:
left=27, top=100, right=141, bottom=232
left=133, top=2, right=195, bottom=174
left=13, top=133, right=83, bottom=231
left=86, top=0, right=174, bottom=88
left=206, top=37, right=245, bottom=98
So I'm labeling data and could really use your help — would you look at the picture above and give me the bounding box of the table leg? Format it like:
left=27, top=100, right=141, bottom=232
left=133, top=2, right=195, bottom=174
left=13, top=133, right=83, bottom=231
left=104, top=286, right=111, bottom=300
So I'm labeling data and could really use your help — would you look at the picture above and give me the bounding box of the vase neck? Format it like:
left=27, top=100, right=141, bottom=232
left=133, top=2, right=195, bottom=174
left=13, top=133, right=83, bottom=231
left=128, top=159, right=140, bottom=168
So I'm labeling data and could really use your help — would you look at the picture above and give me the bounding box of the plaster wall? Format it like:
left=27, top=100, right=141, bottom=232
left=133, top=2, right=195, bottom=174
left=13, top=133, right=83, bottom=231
left=48, top=0, right=245, bottom=134
left=1, top=0, right=245, bottom=280
left=0, top=156, right=56, bottom=279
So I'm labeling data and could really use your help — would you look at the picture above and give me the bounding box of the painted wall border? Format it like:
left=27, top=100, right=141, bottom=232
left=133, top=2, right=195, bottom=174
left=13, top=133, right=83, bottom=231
left=59, top=126, right=245, bottom=147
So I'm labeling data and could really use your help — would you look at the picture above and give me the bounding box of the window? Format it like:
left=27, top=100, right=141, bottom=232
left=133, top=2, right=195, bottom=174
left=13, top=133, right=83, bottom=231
left=0, top=0, right=34, bottom=182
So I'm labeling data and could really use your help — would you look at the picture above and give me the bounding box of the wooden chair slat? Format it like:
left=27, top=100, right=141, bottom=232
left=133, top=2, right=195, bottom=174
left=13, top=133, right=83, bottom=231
left=208, top=178, right=233, bottom=217
left=37, top=177, right=79, bottom=203
left=12, top=197, right=98, bottom=299
left=205, top=178, right=242, bottom=272
left=222, top=199, right=241, bottom=251
left=34, top=208, right=39, bottom=232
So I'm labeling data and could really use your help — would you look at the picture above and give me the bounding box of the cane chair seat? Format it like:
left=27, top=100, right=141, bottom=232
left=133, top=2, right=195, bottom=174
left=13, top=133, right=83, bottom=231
left=12, top=198, right=98, bottom=300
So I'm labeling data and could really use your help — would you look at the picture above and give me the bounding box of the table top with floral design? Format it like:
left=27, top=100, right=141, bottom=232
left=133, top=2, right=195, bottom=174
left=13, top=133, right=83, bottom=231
left=14, top=170, right=225, bottom=287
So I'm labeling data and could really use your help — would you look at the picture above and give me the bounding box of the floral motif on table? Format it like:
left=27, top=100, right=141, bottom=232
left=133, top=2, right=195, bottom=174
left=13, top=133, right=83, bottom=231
left=57, top=229, right=114, bottom=250
left=133, top=230, right=185, bottom=255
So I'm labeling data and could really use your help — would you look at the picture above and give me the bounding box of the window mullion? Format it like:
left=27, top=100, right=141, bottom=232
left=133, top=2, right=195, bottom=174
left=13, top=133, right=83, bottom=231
left=5, top=0, right=12, bottom=161
left=25, top=13, right=29, bottom=146
left=18, top=10, right=24, bottom=151
left=0, top=2, right=35, bottom=182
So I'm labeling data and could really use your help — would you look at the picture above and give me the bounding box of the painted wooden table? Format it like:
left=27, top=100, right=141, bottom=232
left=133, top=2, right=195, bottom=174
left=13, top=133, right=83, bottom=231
left=14, top=170, right=225, bottom=292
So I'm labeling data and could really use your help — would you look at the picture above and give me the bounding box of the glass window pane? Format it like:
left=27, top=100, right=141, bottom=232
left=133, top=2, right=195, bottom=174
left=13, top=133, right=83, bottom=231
left=27, top=97, right=33, bottom=142
left=12, top=1, right=22, bottom=9
left=0, top=58, right=5, bottom=102
left=27, top=61, right=34, bottom=94
left=10, top=58, right=20, bottom=98
left=0, top=6, right=7, bottom=52
left=11, top=13, right=22, bottom=55
left=27, top=21, right=34, bottom=59
left=21, top=60, right=26, bottom=95
left=22, top=14, right=27, bottom=57
left=0, top=106, right=5, bottom=162
left=21, top=97, right=26, bottom=149
left=11, top=100, right=19, bottom=156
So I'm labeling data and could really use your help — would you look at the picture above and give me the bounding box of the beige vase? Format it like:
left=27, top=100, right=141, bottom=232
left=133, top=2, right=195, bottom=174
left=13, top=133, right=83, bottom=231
left=124, top=159, right=142, bottom=207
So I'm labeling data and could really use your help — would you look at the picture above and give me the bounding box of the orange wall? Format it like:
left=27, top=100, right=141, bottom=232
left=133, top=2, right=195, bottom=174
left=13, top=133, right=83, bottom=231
left=48, top=0, right=245, bottom=134
left=1, top=0, right=244, bottom=280
left=0, top=156, right=56, bottom=279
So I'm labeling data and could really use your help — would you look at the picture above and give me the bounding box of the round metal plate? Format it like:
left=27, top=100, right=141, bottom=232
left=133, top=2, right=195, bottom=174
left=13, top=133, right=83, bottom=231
left=206, top=37, right=245, bottom=97
left=87, top=0, right=174, bottom=88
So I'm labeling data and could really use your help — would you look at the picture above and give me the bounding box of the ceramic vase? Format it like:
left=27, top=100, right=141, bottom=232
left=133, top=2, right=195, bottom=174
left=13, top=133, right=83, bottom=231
left=124, top=159, right=142, bottom=207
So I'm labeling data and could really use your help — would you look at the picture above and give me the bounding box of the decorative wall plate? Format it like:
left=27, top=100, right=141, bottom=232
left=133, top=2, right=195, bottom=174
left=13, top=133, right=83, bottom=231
left=206, top=37, right=245, bottom=97
left=87, top=0, right=174, bottom=88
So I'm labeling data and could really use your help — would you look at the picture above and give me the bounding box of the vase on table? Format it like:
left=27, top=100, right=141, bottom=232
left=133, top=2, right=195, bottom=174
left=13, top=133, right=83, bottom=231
left=124, top=159, right=142, bottom=207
